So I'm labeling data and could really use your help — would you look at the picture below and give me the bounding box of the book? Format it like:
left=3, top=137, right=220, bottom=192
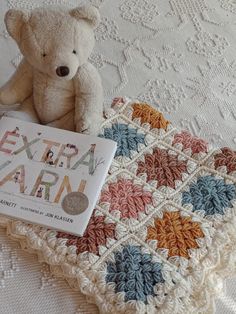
left=0, top=117, right=117, bottom=236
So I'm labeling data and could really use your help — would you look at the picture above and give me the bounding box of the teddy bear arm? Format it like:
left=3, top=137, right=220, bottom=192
left=74, top=62, right=103, bottom=135
left=0, top=58, right=33, bottom=106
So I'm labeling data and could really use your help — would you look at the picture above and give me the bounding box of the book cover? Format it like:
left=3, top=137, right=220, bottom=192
left=0, top=117, right=117, bottom=236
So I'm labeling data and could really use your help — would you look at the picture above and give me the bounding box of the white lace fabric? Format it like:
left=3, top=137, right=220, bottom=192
left=0, top=0, right=236, bottom=313
left=0, top=227, right=98, bottom=314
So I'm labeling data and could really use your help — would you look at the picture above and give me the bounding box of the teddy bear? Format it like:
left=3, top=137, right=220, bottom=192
left=0, top=5, right=103, bottom=135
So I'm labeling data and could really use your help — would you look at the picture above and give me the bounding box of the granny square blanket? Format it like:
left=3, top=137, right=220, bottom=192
left=1, top=98, right=236, bottom=314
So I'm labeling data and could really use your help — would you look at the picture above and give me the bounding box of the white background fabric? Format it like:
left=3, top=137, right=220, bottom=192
left=0, top=228, right=98, bottom=314
left=0, top=0, right=236, bottom=313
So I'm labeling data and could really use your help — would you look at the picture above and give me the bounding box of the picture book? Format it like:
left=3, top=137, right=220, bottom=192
left=0, top=117, right=117, bottom=236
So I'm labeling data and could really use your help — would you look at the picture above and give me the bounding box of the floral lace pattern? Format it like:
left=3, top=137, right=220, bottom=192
left=119, top=0, right=158, bottom=24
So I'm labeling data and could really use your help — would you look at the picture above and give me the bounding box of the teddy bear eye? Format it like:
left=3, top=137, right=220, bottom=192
left=72, top=50, right=77, bottom=54
left=42, top=53, right=47, bottom=57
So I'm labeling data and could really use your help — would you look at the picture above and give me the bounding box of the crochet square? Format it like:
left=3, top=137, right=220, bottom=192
left=134, top=203, right=214, bottom=275
left=173, top=168, right=236, bottom=227
left=87, top=236, right=187, bottom=313
left=163, top=129, right=210, bottom=161
left=203, top=147, right=236, bottom=177
left=122, top=101, right=174, bottom=139
left=99, top=116, right=155, bottom=166
left=127, top=142, right=197, bottom=196
left=47, top=208, right=127, bottom=269
left=98, top=170, right=164, bottom=230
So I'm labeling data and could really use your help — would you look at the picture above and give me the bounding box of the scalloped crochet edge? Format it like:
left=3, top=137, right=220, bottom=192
left=1, top=214, right=236, bottom=314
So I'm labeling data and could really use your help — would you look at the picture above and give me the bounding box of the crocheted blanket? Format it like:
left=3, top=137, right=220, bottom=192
left=1, top=98, right=236, bottom=314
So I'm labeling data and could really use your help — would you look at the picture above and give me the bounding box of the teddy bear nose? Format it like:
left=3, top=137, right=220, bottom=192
left=56, top=66, right=70, bottom=77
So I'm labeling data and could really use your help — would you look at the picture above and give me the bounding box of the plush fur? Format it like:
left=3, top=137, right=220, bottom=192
left=0, top=5, right=103, bottom=134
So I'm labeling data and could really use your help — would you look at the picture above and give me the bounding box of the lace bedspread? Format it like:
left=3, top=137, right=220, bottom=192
left=0, top=0, right=236, bottom=313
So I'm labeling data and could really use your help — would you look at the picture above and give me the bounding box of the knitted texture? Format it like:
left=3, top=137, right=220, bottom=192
left=1, top=98, right=236, bottom=314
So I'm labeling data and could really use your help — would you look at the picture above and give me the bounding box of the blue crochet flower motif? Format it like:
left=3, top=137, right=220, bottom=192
left=182, top=175, right=236, bottom=216
left=106, top=245, right=165, bottom=303
left=100, top=123, right=146, bottom=158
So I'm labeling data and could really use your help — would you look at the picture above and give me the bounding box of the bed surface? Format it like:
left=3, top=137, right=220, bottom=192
left=0, top=0, right=236, bottom=313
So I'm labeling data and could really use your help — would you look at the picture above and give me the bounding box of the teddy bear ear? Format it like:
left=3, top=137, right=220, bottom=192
left=5, top=9, right=29, bottom=42
left=70, top=5, right=101, bottom=28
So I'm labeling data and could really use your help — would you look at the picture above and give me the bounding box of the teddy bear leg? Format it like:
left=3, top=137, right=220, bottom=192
left=2, top=96, right=40, bottom=123
left=46, top=110, right=75, bottom=131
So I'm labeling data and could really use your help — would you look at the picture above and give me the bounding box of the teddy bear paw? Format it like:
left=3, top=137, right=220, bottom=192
left=76, top=118, right=103, bottom=136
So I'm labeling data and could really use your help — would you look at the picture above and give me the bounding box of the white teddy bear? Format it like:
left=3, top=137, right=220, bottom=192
left=0, top=5, right=103, bottom=135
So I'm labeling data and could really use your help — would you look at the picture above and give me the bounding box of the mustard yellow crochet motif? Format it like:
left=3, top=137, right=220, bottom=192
left=132, top=103, right=170, bottom=130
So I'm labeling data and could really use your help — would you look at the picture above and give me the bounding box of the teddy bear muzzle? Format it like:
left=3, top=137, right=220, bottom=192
left=56, top=66, right=70, bottom=77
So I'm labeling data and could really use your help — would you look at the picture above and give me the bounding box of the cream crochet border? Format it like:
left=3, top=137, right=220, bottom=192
left=1, top=213, right=236, bottom=314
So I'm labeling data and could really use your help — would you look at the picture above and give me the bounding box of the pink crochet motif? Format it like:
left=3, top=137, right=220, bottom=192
left=173, top=131, right=208, bottom=154
left=56, top=214, right=116, bottom=255
left=137, top=147, right=188, bottom=189
left=214, top=147, right=236, bottom=174
left=100, top=178, right=153, bottom=219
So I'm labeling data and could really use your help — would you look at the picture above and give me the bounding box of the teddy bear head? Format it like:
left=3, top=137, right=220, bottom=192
left=5, top=5, right=100, bottom=80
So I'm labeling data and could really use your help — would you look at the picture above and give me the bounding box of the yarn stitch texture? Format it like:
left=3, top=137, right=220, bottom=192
left=106, top=245, right=165, bottom=303
left=1, top=98, right=236, bottom=314
left=137, top=147, right=188, bottom=188
left=132, top=103, right=169, bottom=130
left=56, top=213, right=116, bottom=255
left=100, top=123, right=146, bottom=158
left=213, top=147, right=236, bottom=174
left=172, top=130, right=208, bottom=154
left=100, top=178, right=153, bottom=219
left=147, top=211, right=204, bottom=259
left=182, top=175, right=236, bottom=216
